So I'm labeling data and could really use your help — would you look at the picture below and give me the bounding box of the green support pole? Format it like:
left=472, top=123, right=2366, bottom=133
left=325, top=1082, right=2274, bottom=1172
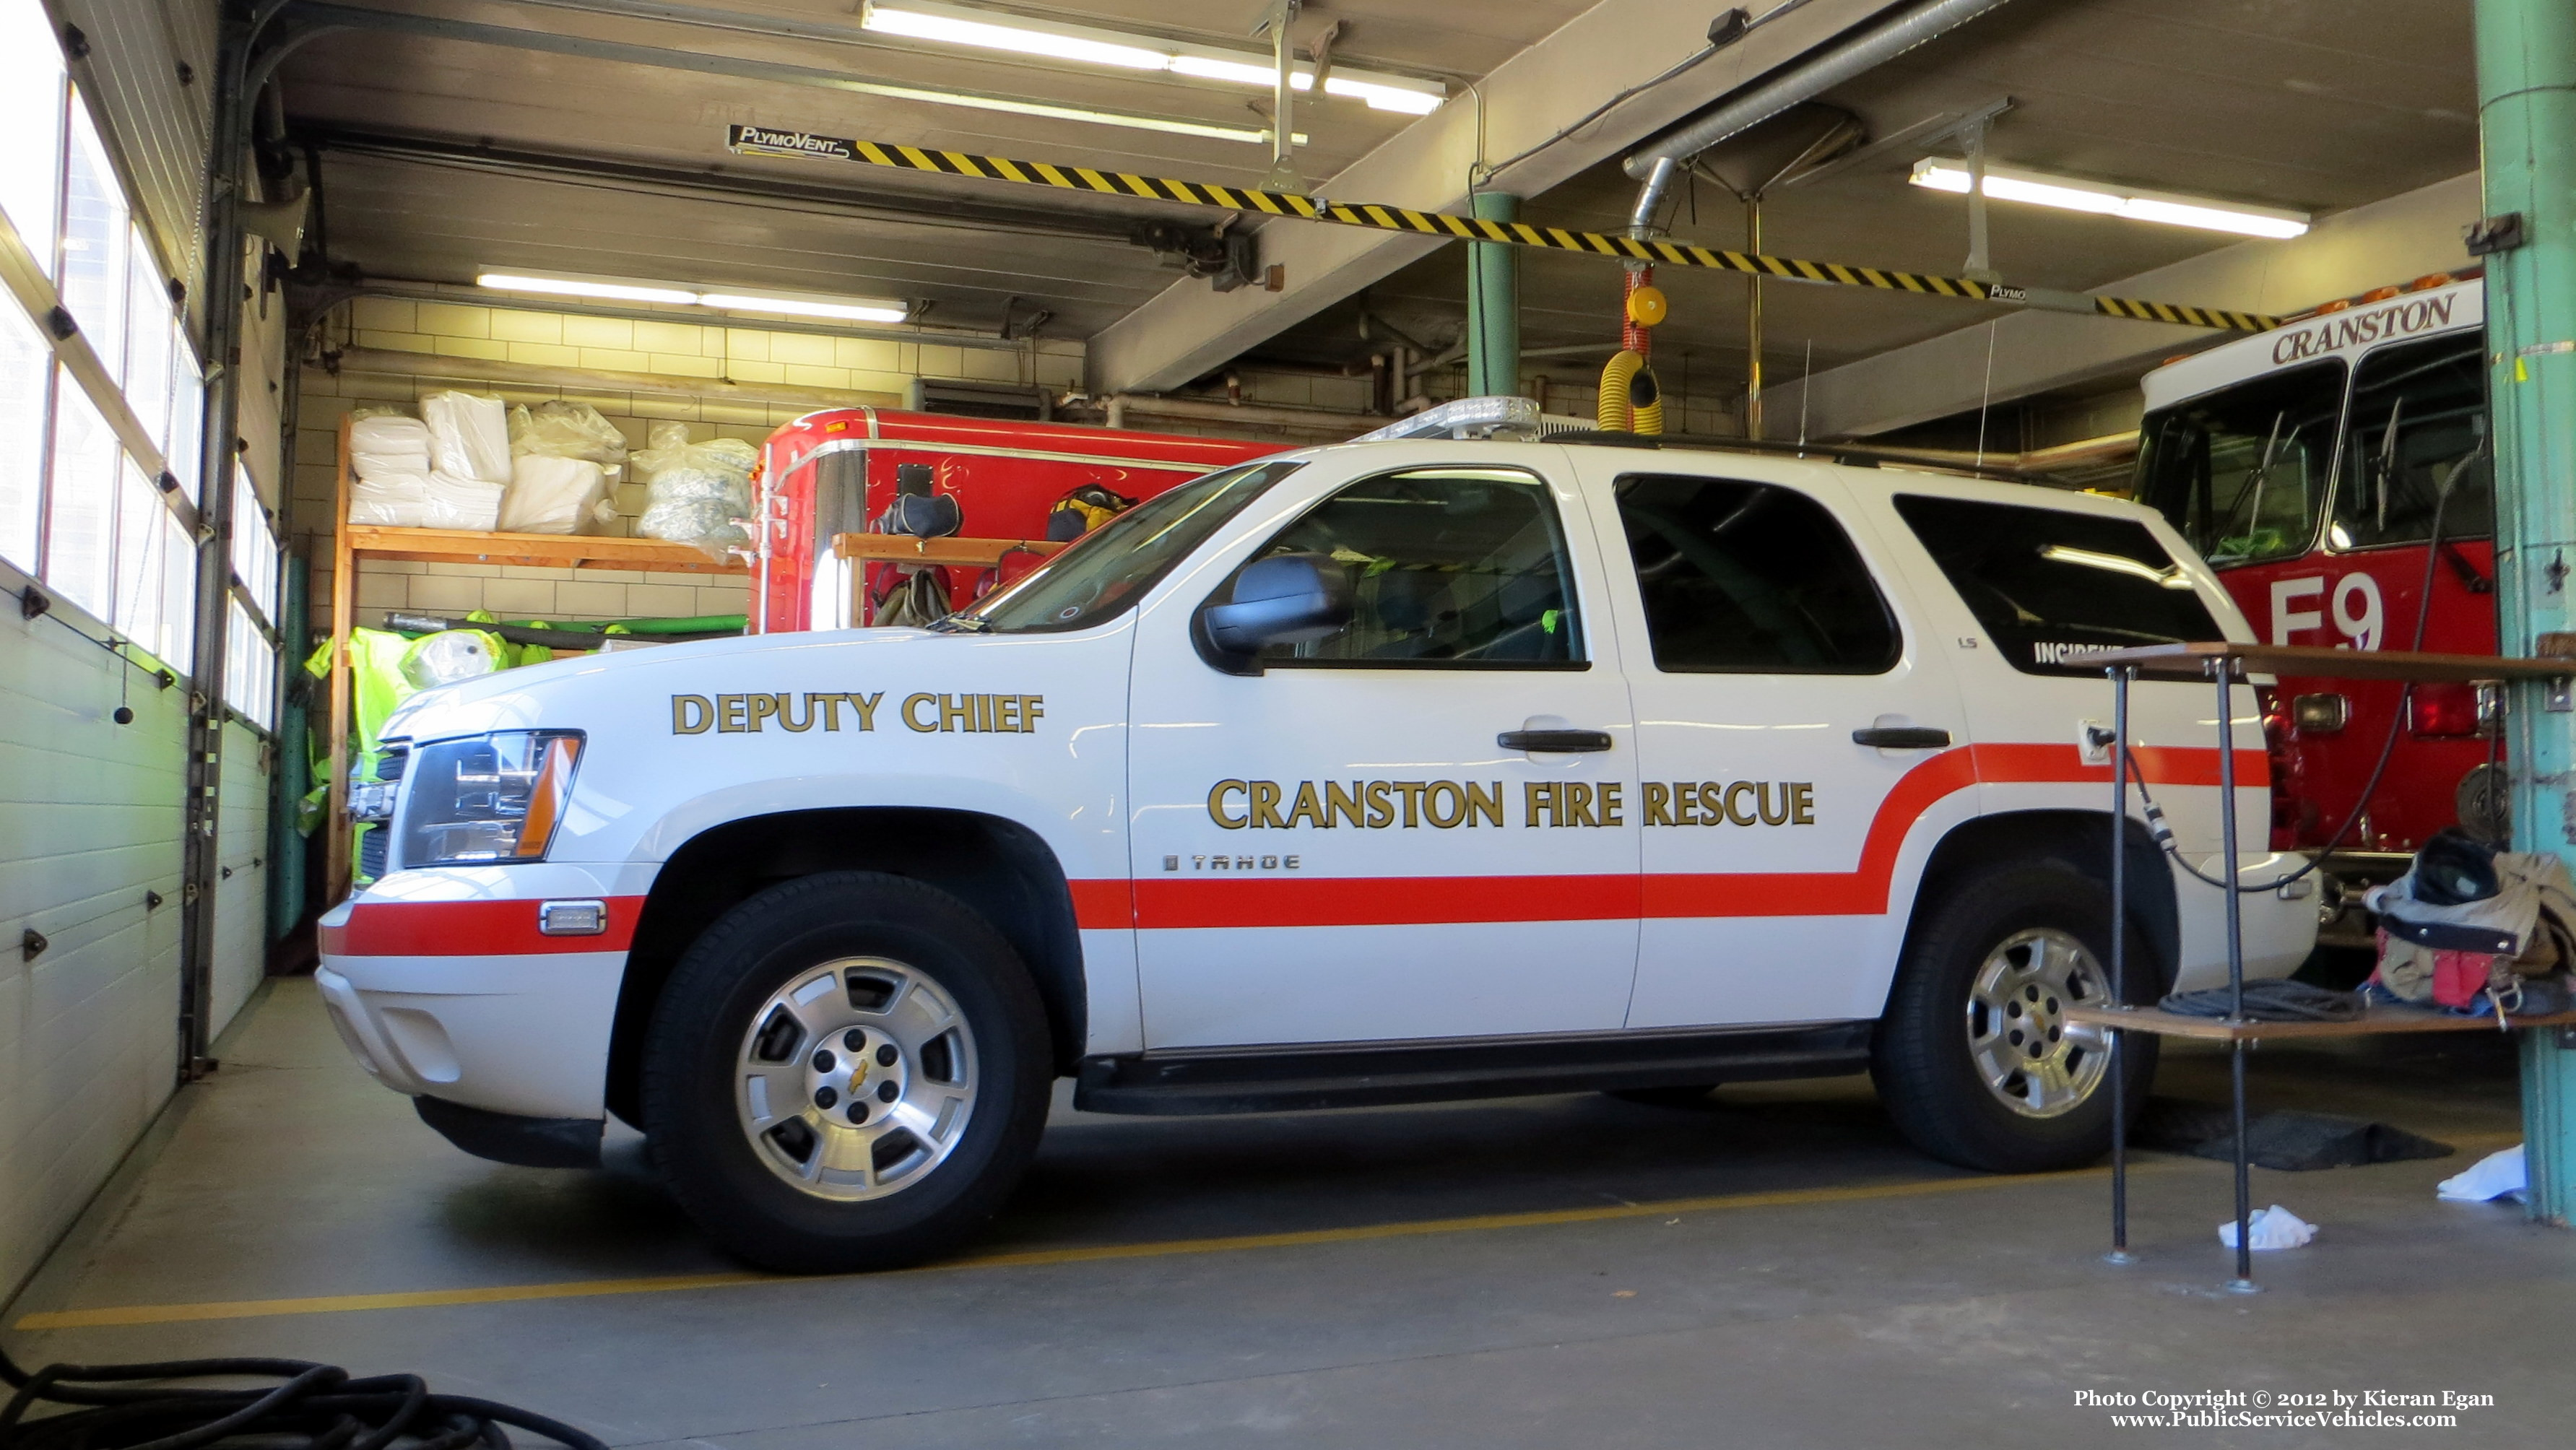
left=2477, top=0, right=2576, bottom=1226
left=1467, top=191, right=1520, bottom=398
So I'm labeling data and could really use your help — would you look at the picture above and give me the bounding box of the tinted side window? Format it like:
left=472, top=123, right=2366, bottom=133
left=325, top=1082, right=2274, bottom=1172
left=1243, top=467, right=1582, bottom=667
left=2335, top=334, right=2490, bottom=548
left=1894, top=495, right=2224, bottom=677
left=1614, top=474, right=1898, bottom=674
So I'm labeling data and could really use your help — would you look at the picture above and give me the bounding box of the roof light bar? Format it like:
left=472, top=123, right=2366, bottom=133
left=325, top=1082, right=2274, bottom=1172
left=862, top=1, right=1445, bottom=116
left=1909, top=160, right=2309, bottom=240
left=477, top=273, right=911, bottom=325
left=1350, top=396, right=1540, bottom=443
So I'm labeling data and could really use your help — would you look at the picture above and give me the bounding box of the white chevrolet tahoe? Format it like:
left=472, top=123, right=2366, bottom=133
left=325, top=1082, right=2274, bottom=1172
left=318, top=418, right=2315, bottom=1272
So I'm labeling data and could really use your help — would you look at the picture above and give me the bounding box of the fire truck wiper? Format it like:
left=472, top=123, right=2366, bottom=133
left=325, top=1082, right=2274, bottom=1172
left=2375, top=396, right=2404, bottom=532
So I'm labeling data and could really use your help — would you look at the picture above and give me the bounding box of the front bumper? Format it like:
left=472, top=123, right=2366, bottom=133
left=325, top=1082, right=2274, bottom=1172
left=414, top=1095, right=604, bottom=1168
left=316, top=863, right=647, bottom=1122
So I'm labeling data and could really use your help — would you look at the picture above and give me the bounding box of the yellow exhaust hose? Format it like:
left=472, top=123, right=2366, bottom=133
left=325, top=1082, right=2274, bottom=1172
left=1630, top=362, right=1664, bottom=436
left=1597, top=349, right=1644, bottom=431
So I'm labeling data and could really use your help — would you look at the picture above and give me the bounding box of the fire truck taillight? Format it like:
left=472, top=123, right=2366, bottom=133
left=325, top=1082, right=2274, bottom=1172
left=2408, top=684, right=2484, bottom=739
left=2290, top=693, right=2349, bottom=735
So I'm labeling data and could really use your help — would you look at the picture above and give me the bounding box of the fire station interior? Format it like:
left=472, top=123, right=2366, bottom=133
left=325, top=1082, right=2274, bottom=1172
left=8, top=1, right=2575, bottom=1445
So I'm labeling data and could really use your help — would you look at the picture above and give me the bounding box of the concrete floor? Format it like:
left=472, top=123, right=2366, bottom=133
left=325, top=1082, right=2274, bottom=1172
left=6, top=978, right=2570, bottom=1448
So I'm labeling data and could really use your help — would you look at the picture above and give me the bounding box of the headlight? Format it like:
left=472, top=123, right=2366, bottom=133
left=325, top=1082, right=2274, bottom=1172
left=398, top=731, right=584, bottom=868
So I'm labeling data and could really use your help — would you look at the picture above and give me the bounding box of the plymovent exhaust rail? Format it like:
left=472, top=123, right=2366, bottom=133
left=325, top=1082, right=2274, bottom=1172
left=727, top=125, right=2283, bottom=336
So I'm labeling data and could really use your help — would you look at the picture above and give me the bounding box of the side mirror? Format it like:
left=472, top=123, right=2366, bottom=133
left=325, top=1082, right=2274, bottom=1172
left=1195, top=552, right=1353, bottom=673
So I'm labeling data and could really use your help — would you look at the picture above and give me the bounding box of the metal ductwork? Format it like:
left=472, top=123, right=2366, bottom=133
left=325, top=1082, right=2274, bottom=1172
left=1622, top=0, right=2019, bottom=232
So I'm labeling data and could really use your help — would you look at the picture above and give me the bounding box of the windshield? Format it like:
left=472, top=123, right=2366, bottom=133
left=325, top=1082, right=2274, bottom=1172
left=952, top=460, right=1302, bottom=633
left=2135, top=359, right=2345, bottom=567
left=2333, top=334, right=2490, bottom=549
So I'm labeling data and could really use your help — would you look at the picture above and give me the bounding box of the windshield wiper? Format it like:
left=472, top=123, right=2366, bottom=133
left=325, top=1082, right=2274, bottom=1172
left=928, top=615, right=991, bottom=633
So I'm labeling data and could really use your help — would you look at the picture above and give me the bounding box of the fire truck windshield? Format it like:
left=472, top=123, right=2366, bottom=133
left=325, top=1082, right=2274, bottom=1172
left=2332, top=334, right=2491, bottom=550
left=2136, top=359, right=2344, bottom=567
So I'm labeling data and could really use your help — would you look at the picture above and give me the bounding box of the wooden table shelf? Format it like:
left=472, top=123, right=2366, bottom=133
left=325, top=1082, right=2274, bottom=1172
left=2068, top=1002, right=2576, bottom=1043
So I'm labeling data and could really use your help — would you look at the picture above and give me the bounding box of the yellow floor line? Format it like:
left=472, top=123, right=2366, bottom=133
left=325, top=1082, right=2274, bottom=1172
left=15, top=1168, right=2102, bottom=1332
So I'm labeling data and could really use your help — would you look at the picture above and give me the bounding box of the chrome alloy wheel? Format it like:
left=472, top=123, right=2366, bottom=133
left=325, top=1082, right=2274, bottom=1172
left=1964, top=928, right=2110, bottom=1119
left=735, top=958, right=979, bottom=1200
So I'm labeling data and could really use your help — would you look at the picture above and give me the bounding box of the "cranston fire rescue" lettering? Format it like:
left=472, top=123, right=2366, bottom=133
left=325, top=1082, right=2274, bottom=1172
left=1207, top=778, right=1816, bottom=829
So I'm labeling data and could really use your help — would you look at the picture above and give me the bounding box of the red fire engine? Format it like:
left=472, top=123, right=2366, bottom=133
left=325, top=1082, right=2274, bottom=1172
left=753, top=409, right=1282, bottom=633
left=2133, top=271, right=2497, bottom=902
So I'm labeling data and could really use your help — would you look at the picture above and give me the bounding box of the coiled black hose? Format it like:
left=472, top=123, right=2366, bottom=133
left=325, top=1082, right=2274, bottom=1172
left=0, top=1344, right=605, bottom=1450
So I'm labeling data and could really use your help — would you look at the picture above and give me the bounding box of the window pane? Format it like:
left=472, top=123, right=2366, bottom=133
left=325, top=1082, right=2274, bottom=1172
left=60, top=95, right=128, bottom=381
left=2334, top=335, right=2491, bottom=549
left=2135, top=359, right=2344, bottom=566
left=1895, top=494, right=2224, bottom=677
left=0, top=5, right=64, bottom=279
left=168, top=331, right=204, bottom=502
left=160, top=507, right=195, bottom=666
left=1240, top=467, right=1580, bottom=667
left=226, top=596, right=276, bottom=729
left=0, top=302, right=48, bottom=569
left=125, top=225, right=173, bottom=456
left=1613, top=473, right=1898, bottom=674
left=44, top=369, right=118, bottom=619
left=231, top=472, right=279, bottom=620
left=113, top=457, right=162, bottom=648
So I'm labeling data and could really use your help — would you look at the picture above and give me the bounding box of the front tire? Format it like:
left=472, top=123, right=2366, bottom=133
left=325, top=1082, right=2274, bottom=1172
left=642, top=872, right=1052, bottom=1272
left=1872, top=862, right=2156, bottom=1173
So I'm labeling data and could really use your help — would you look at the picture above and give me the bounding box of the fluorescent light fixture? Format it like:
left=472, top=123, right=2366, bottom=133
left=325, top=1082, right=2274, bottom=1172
left=477, top=272, right=700, bottom=305
left=848, top=78, right=1297, bottom=144
left=478, top=273, right=912, bottom=326
left=862, top=1, right=1445, bottom=116
left=1909, top=159, right=2309, bottom=240
left=699, top=292, right=909, bottom=324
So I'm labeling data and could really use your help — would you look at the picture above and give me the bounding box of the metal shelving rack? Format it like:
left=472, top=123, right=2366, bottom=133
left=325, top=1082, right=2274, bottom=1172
left=2076, top=641, right=2576, bottom=1291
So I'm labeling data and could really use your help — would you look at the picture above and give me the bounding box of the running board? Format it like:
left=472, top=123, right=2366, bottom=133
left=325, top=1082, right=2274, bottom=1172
left=1074, top=1022, right=1874, bottom=1116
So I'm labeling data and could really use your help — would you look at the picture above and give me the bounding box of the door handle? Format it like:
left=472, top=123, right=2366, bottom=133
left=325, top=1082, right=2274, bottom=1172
left=1851, top=726, right=1951, bottom=750
left=1499, top=728, right=1613, bottom=753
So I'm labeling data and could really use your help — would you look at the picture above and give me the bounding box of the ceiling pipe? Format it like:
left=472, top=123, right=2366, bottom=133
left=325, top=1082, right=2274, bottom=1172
left=1621, top=0, right=2021, bottom=235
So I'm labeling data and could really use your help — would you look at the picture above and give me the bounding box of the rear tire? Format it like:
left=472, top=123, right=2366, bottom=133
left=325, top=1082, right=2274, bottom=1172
left=642, top=871, right=1052, bottom=1272
left=1872, top=862, right=2156, bottom=1173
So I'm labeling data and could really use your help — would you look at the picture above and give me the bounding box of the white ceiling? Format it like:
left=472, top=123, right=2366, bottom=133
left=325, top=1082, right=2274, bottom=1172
left=280, top=0, right=2481, bottom=391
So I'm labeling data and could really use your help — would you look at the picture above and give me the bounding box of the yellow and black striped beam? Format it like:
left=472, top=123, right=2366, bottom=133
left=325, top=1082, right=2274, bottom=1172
left=727, top=126, right=2282, bottom=335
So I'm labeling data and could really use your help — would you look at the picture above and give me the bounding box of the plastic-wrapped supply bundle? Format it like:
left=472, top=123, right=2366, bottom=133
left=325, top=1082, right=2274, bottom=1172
left=350, top=414, right=431, bottom=473
left=425, top=472, right=506, bottom=530
left=401, top=629, right=502, bottom=690
left=421, top=391, right=513, bottom=483
left=347, top=472, right=433, bottom=526
left=500, top=455, right=614, bottom=534
left=347, top=412, right=438, bottom=526
left=349, top=469, right=500, bottom=529
left=633, top=422, right=758, bottom=559
left=508, top=401, right=628, bottom=469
